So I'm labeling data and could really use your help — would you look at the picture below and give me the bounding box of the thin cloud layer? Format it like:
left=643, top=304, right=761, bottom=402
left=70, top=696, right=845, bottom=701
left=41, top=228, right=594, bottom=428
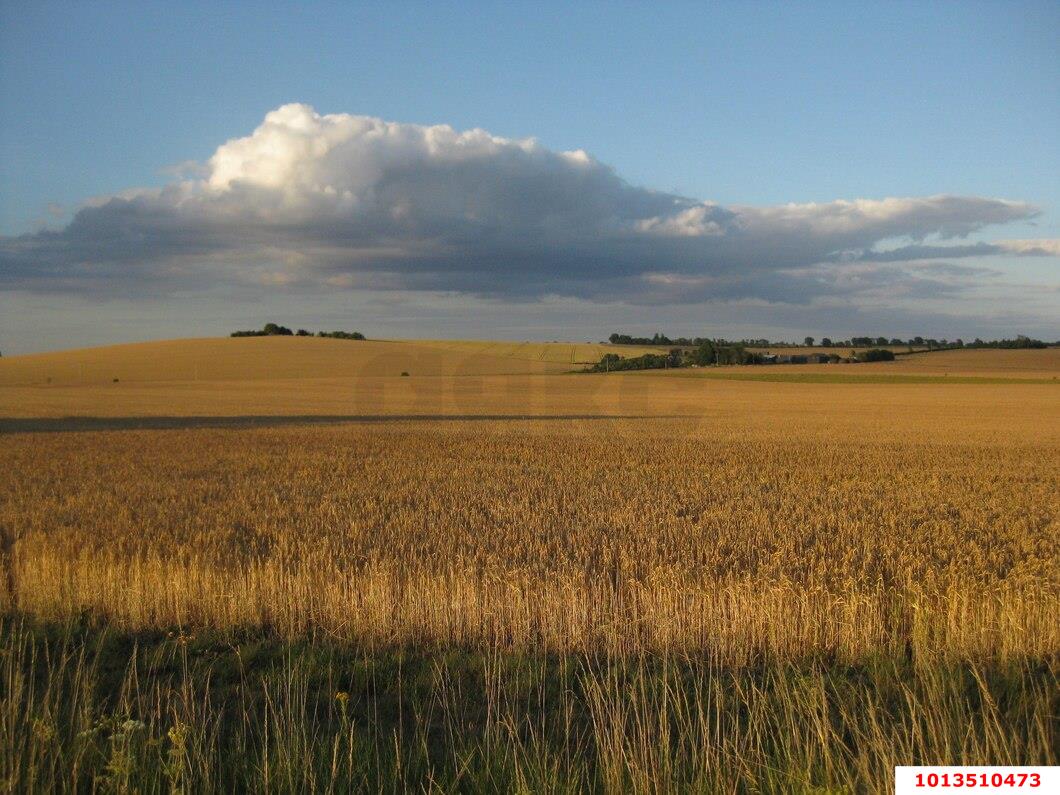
left=0, top=103, right=1053, bottom=305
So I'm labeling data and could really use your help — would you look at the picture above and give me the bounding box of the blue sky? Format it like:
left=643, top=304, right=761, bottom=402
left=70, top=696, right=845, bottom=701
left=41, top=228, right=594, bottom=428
left=1, top=1, right=1057, bottom=352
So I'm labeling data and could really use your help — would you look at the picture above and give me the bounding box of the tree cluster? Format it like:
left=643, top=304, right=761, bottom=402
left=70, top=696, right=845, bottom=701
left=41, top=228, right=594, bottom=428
left=608, top=332, right=697, bottom=346
left=588, top=351, right=684, bottom=372
left=231, top=322, right=293, bottom=337
left=316, top=330, right=366, bottom=340
left=231, top=323, right=365, bottom=340
left=687, top=340, right=764, bottom=366
left=588, top=340, right=763, bottom=372
left=856, top=348, right=896, bottom=362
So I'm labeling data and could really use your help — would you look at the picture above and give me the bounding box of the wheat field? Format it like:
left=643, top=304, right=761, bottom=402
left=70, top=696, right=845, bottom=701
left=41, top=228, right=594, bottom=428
left=0, top=339, right=1057, bottom=791
left=4, top=415, right=1058, bottom=658
left=0, top=337, right=582, bottom=387
left=409, top=338, right=670, bottom=365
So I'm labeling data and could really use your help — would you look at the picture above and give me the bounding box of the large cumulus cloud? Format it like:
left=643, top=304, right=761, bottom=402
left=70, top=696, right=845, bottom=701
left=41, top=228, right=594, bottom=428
left=1, top=103, right=1054, bottom=304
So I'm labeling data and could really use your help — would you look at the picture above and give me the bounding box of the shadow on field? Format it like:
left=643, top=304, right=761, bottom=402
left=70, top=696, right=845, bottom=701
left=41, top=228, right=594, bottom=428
left=0, top=414, right=686, bottom=434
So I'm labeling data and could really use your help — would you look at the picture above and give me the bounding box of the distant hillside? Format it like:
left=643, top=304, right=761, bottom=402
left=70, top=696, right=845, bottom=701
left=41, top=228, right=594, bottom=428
left=835, top=346, right=1060, bottom=377
left=0, top=337, right=665, bottom=386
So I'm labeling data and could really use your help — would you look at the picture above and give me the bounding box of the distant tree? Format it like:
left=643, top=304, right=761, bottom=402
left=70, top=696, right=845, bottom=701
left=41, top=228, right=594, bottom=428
left=231, top=322, right=293, bottom=337
left=820, top=338, right=832, bottom=347
left=296, top=329, right=311, bottom=336
left=318, top=330, right=366, bottom=340
left=859, top=348, right=896, bottom=362
left=690, top=341, right=717, bottom=366
left=804, top=336, right=814, bottom=347
left=889, top=338, right=903, bottom=346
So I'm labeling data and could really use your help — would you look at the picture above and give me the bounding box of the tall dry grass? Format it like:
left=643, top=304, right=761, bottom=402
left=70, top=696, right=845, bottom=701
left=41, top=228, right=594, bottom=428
left=1, top=417, right=1056, bottom=661
left=1, top=619, right=1054, bottom=792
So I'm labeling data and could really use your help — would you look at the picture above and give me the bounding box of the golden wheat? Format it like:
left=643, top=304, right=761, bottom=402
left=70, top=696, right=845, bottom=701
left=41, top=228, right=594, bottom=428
left=2, top=412, right=1056, bottom=661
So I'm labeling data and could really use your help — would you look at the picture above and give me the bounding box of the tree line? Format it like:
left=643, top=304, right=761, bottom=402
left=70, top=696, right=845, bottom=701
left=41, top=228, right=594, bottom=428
left=588, top=341, right=904, bottom=372
left=589, top=341, right=785, bottom=372
left=231, top=323, right=365, bottom=340
left=608, top=332, right=1050, bottom=350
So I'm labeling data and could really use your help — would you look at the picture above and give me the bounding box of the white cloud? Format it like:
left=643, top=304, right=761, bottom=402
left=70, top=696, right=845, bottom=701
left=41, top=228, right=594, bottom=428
left=0, top=103, right=1052, bottom=308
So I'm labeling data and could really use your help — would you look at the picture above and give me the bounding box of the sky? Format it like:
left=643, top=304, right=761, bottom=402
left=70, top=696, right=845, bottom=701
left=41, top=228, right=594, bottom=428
left=1, top=1, right=1057, bottom=354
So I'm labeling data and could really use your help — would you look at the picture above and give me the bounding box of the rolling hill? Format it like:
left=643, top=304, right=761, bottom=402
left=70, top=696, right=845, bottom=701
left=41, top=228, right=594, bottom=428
left=0, top=336, right=667, bottom=387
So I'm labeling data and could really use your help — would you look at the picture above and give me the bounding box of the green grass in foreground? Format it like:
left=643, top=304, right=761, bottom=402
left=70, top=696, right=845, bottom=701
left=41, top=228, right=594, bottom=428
left=1, top=618, right=1055, bottom=793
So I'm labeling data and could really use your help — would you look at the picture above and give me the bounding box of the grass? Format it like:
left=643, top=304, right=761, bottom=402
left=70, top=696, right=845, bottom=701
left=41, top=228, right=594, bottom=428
left=2, top=618, right=1054, bottom=793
